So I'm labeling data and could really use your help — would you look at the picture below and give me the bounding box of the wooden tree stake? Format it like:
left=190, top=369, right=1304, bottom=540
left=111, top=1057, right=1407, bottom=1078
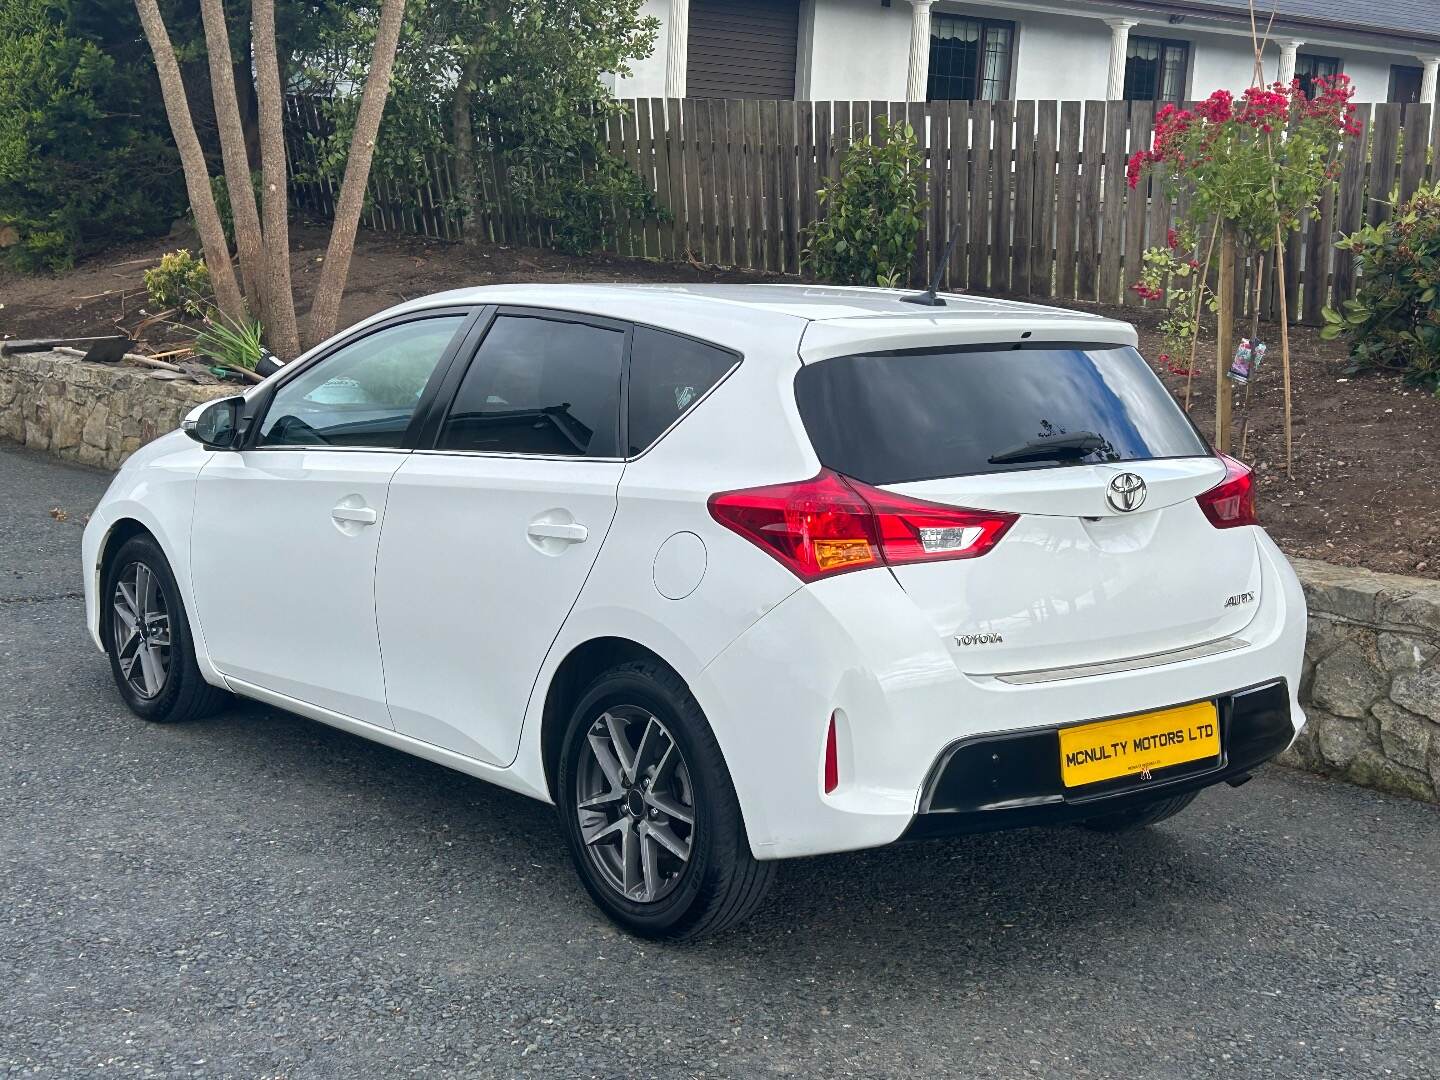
left=1215, top=221, right=1237, bottom=453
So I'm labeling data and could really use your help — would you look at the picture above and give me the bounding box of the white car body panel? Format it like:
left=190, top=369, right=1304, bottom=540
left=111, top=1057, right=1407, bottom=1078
left=80, top=284, right=1309, bottom=863
left=375, top=452, right=625, bottom=765
left=191, top=448, right=405, bottom=727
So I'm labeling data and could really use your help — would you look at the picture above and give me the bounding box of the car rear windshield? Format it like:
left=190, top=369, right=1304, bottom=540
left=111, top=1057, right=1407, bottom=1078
left=794, top=343, right=1209, bottom=485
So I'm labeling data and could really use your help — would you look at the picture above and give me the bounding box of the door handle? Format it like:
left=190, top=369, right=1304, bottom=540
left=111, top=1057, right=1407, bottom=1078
left=331, top=505, right=378, bottom=525
left=527, top=521, right=588, bottom=543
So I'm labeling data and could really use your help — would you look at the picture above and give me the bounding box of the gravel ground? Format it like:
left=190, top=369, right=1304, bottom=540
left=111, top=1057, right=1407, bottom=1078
left=2, top=441, right=1438, bottom=1079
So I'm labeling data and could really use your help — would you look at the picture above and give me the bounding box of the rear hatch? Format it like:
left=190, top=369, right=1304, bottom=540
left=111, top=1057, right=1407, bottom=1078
left=793, top=340, right=1262, bottom=677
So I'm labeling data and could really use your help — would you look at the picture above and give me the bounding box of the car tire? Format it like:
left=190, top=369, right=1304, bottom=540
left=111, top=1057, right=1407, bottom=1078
left=1078, top=790, right=1199, bottom=833
left=103, top=534, right=231, bottom=724
left=557, top=660, right=775, bottom=940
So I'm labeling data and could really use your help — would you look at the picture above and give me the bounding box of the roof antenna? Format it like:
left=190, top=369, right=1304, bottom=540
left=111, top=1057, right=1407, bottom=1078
left=900, top=224, right=962, bottom=307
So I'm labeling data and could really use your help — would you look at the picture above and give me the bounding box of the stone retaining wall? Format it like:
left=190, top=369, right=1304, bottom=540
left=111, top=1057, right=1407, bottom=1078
left=1287, top=560, right=1440, bottom=802
left=0, top=350, right=233, bottom=470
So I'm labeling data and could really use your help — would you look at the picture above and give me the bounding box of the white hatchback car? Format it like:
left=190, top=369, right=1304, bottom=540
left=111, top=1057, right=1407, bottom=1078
left=83, top=284, right=1307, bottom=938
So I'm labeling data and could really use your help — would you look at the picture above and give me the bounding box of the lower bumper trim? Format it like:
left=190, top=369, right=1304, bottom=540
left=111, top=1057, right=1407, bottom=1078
left=900, top=679, right=1293, bottom=840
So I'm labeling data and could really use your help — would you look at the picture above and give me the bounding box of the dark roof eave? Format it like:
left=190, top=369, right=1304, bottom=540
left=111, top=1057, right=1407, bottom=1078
left=1107, top=0, right=1440, bottom=49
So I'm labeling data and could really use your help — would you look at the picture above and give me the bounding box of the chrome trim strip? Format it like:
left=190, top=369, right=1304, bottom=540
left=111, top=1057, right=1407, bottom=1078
left=988, top=636, right=1251, bottom=686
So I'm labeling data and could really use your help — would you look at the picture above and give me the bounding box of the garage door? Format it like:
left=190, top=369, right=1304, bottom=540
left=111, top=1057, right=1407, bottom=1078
left=687, top=0, right=800, bottom=99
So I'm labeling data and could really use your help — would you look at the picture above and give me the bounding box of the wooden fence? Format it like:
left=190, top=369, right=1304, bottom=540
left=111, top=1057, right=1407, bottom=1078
left=285, top=96, right=1440, bottom=326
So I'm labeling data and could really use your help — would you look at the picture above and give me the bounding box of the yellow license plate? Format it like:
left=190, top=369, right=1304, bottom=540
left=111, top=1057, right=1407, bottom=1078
left=1059, top=701, right=1219, bottom=788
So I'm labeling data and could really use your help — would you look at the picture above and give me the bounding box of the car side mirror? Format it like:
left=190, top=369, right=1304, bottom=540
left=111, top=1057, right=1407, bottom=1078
left=181, top=395, right=244, bottom=450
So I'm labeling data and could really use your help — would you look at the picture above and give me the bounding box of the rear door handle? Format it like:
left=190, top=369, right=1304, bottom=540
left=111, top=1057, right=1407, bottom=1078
left=332, top=505, right=378, bottom=525
left=527, top=522, right=588, bottom=543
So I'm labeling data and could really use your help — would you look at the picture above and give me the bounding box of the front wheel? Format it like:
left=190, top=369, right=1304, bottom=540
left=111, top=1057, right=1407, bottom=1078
left=103, top=534, right=231, bottom=723
left=557, top=661, right=775, bottom=940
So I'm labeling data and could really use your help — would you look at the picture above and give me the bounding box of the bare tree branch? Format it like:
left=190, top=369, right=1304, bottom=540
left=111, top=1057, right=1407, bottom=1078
left=198, top=0, right=266, bottom=317
left=305, top=0, right=407, bottom=348
left=252, top=0, right=302, bottom=357
left=133, top=0, right=246, bottom=324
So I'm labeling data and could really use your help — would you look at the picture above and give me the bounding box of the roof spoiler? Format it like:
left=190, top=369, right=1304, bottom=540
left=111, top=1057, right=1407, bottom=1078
left=900, top=225, right=963, bottom=308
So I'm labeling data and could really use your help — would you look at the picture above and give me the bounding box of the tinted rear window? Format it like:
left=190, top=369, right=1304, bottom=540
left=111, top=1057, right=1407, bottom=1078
left=794, top=344, right=1208, bottom=485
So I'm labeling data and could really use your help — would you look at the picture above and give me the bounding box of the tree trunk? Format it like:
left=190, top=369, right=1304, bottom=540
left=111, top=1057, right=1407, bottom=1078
left=252, top=0, right=302, bottom=358
left=198, top=0, right=266, bottom=320
left=234, top=60, right=262, bottom=173
left=304, top=0, right=408, bottom=348
left=133, top=0, right=246, bottom=324
left=451, top=52, right=484, bottom=244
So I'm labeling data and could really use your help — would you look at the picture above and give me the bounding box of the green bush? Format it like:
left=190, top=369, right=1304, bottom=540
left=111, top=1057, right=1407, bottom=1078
left=0, top=0, right=185, bottom=272
left=144, top=250, right=213, bottom=317
left=1322, top=182, right=1440, bottom=390
left=803, top=118, right=927, bottom=288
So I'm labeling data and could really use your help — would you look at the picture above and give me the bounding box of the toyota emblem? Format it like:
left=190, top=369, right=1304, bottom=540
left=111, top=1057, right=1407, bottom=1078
left=1106, top=472, right=1147, bottom=513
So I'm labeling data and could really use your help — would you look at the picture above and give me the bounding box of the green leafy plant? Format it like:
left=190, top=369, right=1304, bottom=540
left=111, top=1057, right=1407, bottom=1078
left=296, top=0, right=662, bottom=256
left=803, top=117, right=927, bottom=288
left=1322, top=182, right=1440, bottom=391
left=1130, top=225, right=1216, bottom=375
left=143, top=249, right=213, bottom=317
left=193, top=311, right=264, bottom=371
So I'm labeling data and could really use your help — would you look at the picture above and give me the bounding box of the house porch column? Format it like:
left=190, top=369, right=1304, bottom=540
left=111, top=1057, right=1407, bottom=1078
left=905, top=0, right=934, bottom=103
left=1276, top=39, right=1302, bottom=87
left=1419, top=55, right=1440, bottom=105
left=1104, top=19, right=1136, bottom=100
left=664, top=0, right=689, bottom=98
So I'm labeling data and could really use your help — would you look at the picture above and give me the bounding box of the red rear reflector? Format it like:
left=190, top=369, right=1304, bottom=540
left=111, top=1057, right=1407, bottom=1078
left=824, top=713, right=839, bottom=794
left=709, top=469, right=1016, bottom=581
left=1196, top=454, right=1258, bottom=529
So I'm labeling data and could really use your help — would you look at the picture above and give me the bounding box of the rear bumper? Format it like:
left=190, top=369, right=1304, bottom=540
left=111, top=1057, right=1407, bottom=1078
left=901, top=679, right=1292, bottom=839
left=694, top=529, right=1307, bottom=861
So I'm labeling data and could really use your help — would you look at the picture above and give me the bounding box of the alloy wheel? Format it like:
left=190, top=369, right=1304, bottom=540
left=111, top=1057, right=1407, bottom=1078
left=575, top=705, right=696, bottom=904
left=111, top=561, right=171, bottom=699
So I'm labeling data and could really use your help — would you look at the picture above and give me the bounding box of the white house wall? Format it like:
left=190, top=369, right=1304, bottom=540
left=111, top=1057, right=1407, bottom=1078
left=613, top=0, right=1431, bottom=105
left=806, top=0, right=912, bottom=100
left=613, top=0, right=672, bottom=99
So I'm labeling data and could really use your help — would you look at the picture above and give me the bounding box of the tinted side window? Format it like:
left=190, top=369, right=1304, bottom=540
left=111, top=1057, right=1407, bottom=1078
left=626, top=326, right=737, bottom=455
left=257, top=316, right=463, bottom=448
left=438, top=315, right=624, bottom=457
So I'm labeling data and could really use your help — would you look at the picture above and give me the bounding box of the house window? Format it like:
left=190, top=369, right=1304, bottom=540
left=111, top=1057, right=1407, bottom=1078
left=1389, top=65, right=1423, bottom=104
left=1295, top=54, right=1341, bottom=99
left=1124, top=36, right=1188, bottom=103
left=927, top=14, right=1014, bottom=102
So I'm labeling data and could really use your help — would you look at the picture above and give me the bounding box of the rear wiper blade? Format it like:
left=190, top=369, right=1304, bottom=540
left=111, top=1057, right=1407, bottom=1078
left=987, top=431, right=1107, bottom=465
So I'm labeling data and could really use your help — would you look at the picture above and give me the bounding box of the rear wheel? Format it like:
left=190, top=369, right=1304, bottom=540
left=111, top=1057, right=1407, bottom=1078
left=557, top=661, right=775, bottom=940
left=103, top=534, right=230, bottom=723
left=1079, top=790, right=1198, bottom=833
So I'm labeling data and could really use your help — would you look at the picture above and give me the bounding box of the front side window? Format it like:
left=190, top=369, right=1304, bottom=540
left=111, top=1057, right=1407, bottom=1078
left=257, top=316, right=463, bottom=448
left=928, top=14, right=1013, bottom=102
left=794, top=344, right=1208, bottom=486
left=1295, top=54, right=1341, bottom=99
left=1124, top=36, right=1188, bottom=104
left=437, top=314, right=625, bottom=457
left=626, top=326, right=737, bottom=455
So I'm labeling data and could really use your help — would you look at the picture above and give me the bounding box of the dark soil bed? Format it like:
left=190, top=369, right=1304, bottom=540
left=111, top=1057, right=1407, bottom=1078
left=3, top=230, right=1436, bottom=580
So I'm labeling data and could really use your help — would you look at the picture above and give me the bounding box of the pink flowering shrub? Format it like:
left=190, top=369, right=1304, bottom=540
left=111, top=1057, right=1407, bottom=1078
left=1127, top=76, right=1359, bottom=380
left=1128, top=76, right=1359, bottom=243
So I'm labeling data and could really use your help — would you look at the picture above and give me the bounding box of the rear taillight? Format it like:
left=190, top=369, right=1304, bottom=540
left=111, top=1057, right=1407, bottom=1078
left=1196, top=454, right=1257, bottom=529
left=708, top=469, right=1017, bottom=582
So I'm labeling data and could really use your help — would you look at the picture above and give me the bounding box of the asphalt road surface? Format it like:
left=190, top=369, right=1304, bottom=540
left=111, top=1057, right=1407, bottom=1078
left=3, top=441, right=1438, bottom=1079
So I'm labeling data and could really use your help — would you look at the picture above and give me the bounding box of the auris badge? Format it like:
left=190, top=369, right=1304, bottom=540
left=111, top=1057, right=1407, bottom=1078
left=1106, top=472, right=1147, bottom=513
